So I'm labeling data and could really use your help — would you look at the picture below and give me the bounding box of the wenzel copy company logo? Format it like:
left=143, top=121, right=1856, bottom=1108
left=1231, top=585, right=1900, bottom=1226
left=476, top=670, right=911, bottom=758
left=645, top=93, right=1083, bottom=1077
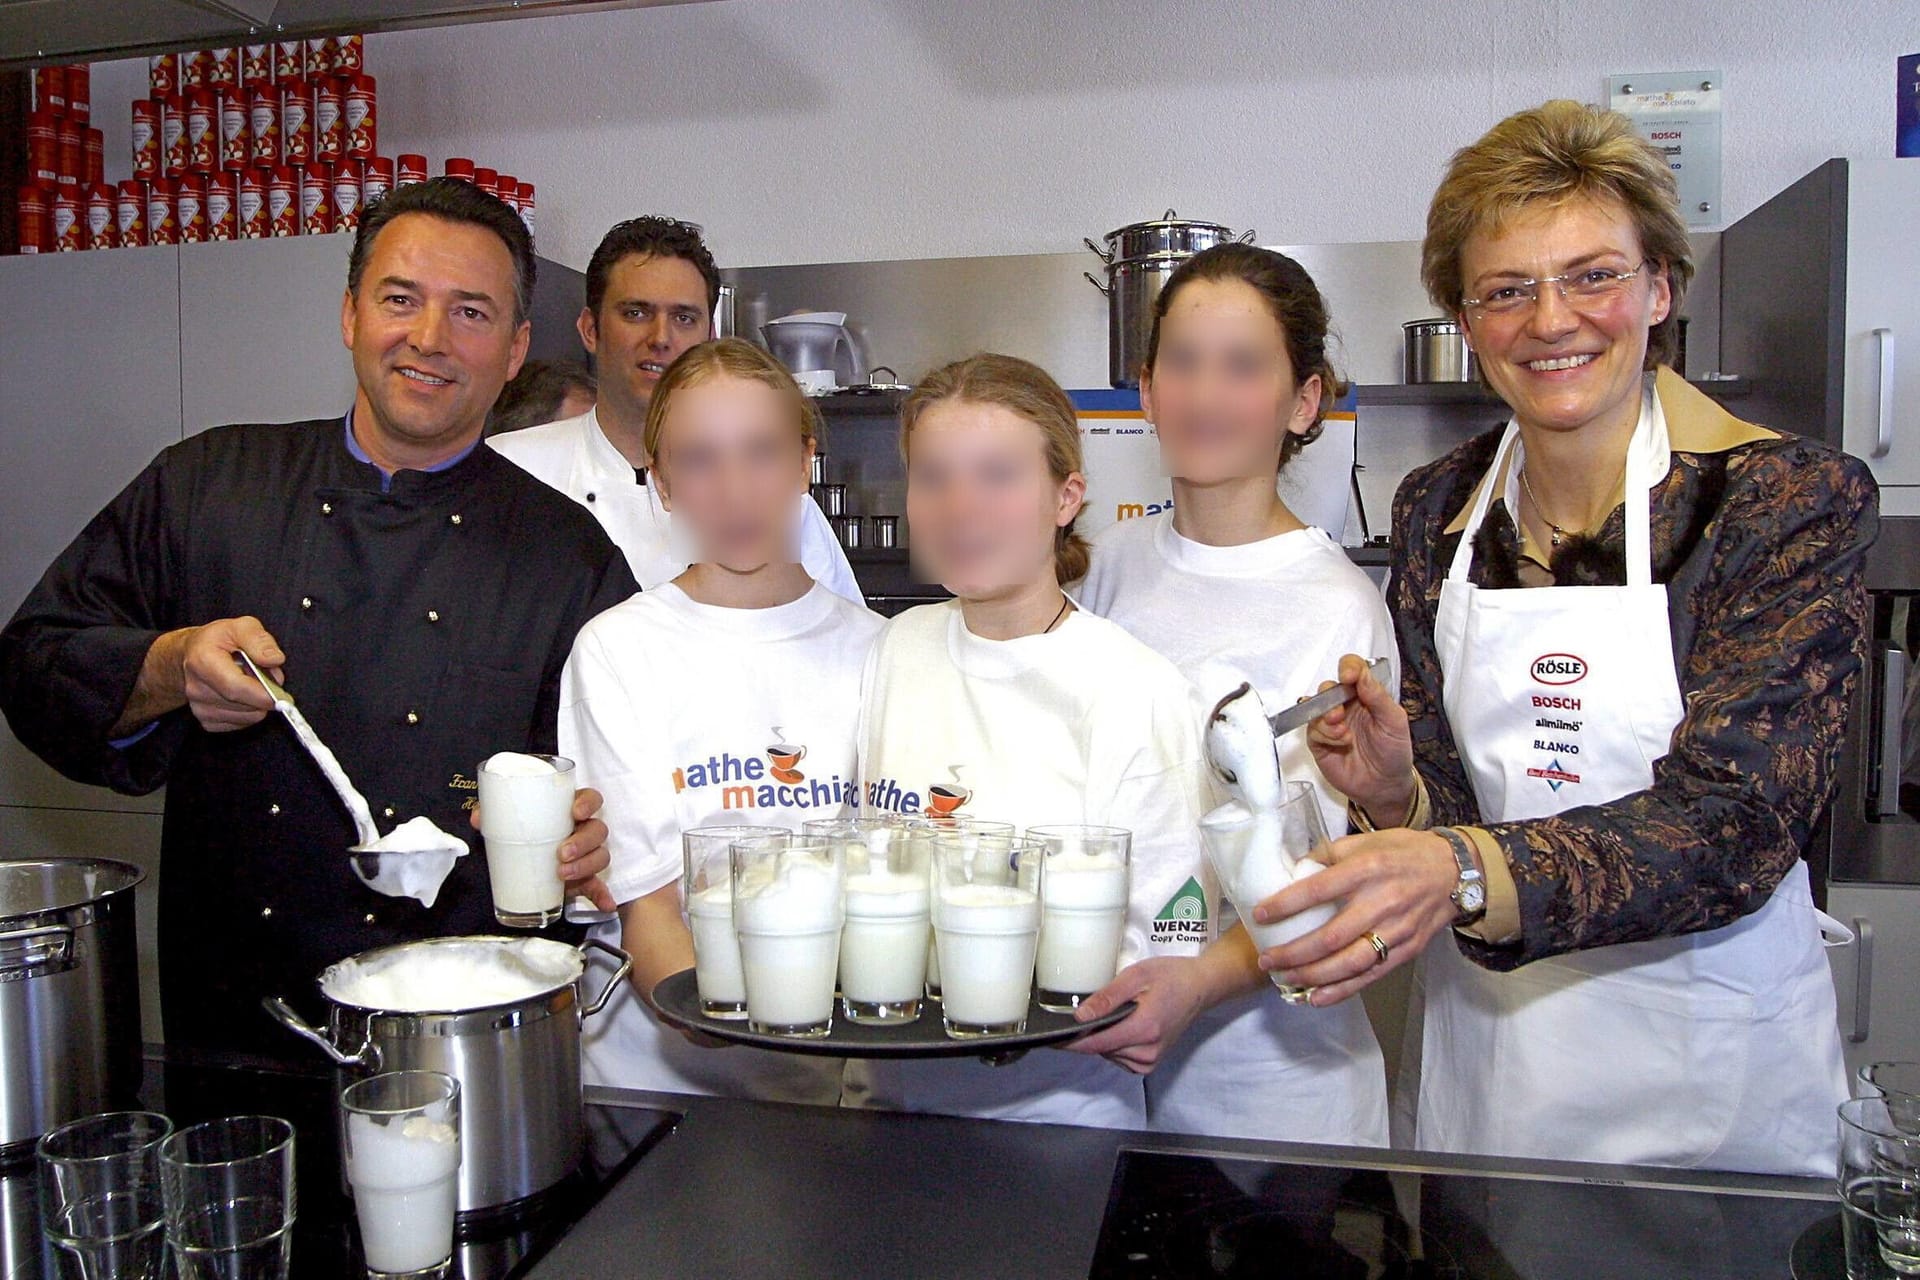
left=1530, top=653, right=1588, bottom=686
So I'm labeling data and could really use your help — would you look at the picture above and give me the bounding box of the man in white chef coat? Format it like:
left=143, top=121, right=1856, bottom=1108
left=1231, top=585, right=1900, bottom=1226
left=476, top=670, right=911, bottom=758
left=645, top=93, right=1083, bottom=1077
left=490, top=216, right=860, bottom=599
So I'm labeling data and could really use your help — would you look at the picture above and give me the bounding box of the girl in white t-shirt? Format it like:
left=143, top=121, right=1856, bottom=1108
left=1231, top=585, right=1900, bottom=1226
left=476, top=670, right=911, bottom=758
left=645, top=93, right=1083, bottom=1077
left=1076, top=243, right=1393, bottom=1146
left=561, top=338, right=883, bottom=1100
left=843, top=353, right=1258, bottom=1129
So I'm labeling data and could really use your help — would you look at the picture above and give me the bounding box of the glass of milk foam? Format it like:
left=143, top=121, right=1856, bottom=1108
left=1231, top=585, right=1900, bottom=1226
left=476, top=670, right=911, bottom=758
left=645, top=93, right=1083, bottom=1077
left=931, top=833, right=1042, bottom=1039
left=477, top=752, right=576, bottom=928
left=681, top=824, right=785, bottom=1019
left=1200, top=781, right=1337, bottom=1004
left=906, top=817, right=1015, bottom=1004
left=731, top=834, right=845, bottom=1037
left=810, top=818, right=931, bottom=1025
left=340, top=1071, right=461, bottom=1279
left=1027, top=825, right=1132, bottom=1012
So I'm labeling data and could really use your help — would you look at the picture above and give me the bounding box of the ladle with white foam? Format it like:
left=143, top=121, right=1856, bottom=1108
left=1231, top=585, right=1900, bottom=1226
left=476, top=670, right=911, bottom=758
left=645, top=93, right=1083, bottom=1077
left=234, top=650, right=468, bottom=906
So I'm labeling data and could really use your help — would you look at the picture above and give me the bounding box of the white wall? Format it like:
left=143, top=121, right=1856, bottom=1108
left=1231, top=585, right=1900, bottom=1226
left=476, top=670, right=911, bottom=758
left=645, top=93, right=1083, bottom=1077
left=86, top=0, right=1917, bottom=271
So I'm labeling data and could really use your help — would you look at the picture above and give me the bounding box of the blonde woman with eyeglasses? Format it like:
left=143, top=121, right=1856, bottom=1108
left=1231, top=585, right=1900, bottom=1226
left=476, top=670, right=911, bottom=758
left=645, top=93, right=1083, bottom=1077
left=1255, top=100, right=1878, bottom=1175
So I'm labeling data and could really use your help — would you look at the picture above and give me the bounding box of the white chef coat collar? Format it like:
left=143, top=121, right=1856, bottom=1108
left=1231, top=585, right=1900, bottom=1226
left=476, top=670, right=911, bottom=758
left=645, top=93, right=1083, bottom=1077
left=576, top=406, right=652, bottom=485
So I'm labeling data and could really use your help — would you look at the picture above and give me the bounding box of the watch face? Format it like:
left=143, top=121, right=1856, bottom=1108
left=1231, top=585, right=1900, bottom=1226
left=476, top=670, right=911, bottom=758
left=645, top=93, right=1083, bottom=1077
left=1460, top=880, right=1487, bottom=912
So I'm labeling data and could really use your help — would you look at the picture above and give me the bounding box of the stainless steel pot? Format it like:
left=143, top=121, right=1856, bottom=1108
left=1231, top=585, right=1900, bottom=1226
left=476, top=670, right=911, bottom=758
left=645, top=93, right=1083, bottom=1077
left=1403, top=318, right=1479, bottom=383
left=1085, top=210, right=1256, bottom=388
left=712, top=283, right=735, bottom=339
left=265, top=935, right=630, bottom=1213
left=0, top=858, right=144, bottom=1160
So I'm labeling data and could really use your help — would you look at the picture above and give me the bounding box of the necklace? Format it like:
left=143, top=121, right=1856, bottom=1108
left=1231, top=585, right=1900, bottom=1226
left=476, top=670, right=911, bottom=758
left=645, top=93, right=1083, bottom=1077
left=1042, top=593, right=1071, bottom=634
left=1519, top=458, right=1627, bottom=548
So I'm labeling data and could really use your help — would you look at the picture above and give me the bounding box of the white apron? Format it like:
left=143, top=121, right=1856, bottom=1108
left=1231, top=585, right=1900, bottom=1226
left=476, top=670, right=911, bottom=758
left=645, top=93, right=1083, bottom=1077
left=1415, top=387, right=1849, bottom=1176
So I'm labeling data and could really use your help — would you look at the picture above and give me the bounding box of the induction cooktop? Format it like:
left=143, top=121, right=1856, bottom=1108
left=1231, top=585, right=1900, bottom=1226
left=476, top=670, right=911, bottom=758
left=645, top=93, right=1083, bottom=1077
left=1089, top=1149, right=1836, bottom=1280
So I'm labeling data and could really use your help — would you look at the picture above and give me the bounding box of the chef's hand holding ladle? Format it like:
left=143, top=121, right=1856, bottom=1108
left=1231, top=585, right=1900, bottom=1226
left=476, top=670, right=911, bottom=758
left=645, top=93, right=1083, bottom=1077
left=111, top=615, right=286, bottom=737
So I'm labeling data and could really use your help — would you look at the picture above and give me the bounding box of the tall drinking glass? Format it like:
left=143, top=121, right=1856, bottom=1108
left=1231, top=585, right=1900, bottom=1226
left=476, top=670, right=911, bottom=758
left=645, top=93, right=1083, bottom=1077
left=683, top=824, right=786, bottom=1019
left=731, top=833, right=845, bottom=1037
left=1200, top=781, right=1336, bottom=1003
left=160, top=1115, right=296, bottom=1280
left=341, top=1071, right=461, bottom=1280
left=37, top=1111, right=173, bottom=1280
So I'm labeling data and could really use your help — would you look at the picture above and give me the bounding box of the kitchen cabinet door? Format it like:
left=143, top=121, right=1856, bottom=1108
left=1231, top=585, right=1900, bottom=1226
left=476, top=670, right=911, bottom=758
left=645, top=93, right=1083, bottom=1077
left=1843, top=161, right=1920, bottom=491
left=179, top=235, right=357, bottom=433
left=0, top=246, right=182, bottom=813
left=1827, top=881, right=1920, bottom=1076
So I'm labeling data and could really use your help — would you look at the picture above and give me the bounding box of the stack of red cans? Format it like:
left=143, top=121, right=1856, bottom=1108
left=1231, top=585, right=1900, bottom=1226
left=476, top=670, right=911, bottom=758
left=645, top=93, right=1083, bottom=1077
left=15, top=34, right=537, bottom=253
left=15, top=63, right=106, bottom=252
left=120, top=35, right=380, bottom=244
left=437, top=157, right=537, bottom=237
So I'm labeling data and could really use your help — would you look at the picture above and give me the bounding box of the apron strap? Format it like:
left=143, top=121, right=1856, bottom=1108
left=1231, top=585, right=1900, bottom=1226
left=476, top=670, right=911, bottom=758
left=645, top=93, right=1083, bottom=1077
left=1445, top=380, right=1667, bottom=588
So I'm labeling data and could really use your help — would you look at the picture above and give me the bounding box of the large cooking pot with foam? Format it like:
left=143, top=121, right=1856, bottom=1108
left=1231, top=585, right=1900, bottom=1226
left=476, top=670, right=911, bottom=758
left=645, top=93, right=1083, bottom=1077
left=265, top=934, right=630, bottom=1213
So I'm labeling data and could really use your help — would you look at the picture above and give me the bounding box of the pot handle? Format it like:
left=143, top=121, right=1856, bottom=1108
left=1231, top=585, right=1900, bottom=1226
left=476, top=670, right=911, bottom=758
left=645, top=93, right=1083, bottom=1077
left=261, top=996, right=373, bottom=1068
left=0, top=922, right=74, bottom=977
left=1237, top=228, right=1258, bottom=245
left=578, top=938, right=633, bottom=1019
left=1083, top=271, right=1111, bottom=297
left=1082, top=237, right=1113, bottom=265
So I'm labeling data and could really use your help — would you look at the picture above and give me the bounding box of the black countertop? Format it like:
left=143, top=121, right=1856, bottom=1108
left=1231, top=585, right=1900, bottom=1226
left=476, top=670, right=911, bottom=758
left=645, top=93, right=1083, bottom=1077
left=3, top=1055, right=1843, bottom=1279
left=534, top=1084, right=1840, bottom=1280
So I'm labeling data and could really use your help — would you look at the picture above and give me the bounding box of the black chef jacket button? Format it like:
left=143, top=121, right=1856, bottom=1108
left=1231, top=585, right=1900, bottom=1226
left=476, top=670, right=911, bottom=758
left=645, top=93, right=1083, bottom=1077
left=383, top=806, right=396, bottom=819
left=259, top=906, right=273, bottom=920
left=406, top=710, right=420, bottom=725
left=269, top=803, right=280, bottom=815
left=363, top=913, right=377, bottom=925
left=450, top=513, right=462, bottom=526
left=321, top=501, right=333, bottom=516
left=300, top=597, right=313, bottom=610
left=426, top=610, right=440, bottom=623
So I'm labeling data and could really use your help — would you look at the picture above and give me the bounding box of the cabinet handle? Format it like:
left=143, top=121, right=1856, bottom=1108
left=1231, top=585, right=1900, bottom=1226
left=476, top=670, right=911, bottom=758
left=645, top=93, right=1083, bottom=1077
left=1873, top=327, right=1896, bottom=458
left=1849, top=915, right=1874, bottom=1044
left=1878, top=647, right=1908, bottom=818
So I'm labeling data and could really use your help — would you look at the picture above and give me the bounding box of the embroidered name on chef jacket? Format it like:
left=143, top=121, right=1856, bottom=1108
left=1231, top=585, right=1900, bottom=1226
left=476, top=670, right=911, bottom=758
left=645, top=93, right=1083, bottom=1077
left=672, top=740, right=855, bottom=812
left=1525, top=652, right=1588, bottom=791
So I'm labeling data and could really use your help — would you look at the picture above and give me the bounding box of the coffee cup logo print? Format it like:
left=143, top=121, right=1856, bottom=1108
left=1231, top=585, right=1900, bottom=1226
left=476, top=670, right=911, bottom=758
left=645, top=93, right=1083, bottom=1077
left=925, top=767, right=971, bottom=818
left=766, top=727, right=808, bottom=784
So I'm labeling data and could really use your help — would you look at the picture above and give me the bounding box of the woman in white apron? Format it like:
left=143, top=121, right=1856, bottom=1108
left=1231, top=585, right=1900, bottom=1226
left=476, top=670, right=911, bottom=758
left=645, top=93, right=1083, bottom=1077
left=1251, top=100, right=1878, bottom=1176
left=560, top=338, right=882, bottom=1103
left=1075, top=243, right=1392, bottom=1147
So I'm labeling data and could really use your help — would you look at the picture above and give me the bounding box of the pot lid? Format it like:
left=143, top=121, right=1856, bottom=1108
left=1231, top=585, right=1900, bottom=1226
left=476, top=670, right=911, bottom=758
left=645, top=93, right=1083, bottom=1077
left=319, top=935, right=584, bottom=1013
left=1100, top=208, right=1236, bottom=241
left=0, top=858, right=143, bottom=920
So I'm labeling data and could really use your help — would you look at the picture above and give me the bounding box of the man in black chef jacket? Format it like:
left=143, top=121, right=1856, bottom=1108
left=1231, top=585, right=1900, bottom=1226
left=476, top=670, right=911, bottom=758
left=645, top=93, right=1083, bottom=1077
left=0, top=178, right=639, bottom=1066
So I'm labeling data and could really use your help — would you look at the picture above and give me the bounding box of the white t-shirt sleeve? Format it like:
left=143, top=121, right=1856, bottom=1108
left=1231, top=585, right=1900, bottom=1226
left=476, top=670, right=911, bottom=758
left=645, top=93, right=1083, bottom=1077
left=1094, top=676, right=1224, bottom=964
left=558, top=621, right=684, bottom=904
left=796, top=493, right=864, bottom=606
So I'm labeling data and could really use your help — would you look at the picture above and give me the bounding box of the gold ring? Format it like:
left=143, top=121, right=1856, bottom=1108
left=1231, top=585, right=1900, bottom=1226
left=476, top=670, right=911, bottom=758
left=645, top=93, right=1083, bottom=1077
left=1365, top=931, right=1390, bottom=966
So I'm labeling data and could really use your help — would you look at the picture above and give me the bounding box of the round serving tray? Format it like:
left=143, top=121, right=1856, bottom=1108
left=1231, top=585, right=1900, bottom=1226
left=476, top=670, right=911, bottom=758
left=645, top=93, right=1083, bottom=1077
left=650, top=969, right=1133, bottom=1060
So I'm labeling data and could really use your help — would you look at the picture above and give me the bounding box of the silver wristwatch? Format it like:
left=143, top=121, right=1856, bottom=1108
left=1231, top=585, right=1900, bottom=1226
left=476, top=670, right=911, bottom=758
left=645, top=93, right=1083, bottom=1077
left=1433, top=826, right=1487, bottom=925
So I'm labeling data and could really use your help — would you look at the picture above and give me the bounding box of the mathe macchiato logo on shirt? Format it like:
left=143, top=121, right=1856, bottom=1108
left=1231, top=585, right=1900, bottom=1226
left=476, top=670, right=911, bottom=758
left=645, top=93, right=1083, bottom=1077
left=861, top=765, right=970, bottom=819
left=1150, top=876, right=1209, bottom=946
left=671, top=729, right=853, bottom=812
